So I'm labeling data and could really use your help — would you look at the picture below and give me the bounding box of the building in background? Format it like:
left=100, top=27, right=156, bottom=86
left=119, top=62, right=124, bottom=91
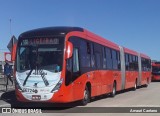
left=0, top=52, right=13, bottom=75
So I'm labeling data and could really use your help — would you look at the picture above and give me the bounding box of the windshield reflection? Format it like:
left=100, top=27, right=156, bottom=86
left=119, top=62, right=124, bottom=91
left=17, top=44, right=63, bottom=73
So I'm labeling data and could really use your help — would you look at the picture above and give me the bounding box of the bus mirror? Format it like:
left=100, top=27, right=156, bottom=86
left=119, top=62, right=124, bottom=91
left=65, top=41, right=73, bottom=59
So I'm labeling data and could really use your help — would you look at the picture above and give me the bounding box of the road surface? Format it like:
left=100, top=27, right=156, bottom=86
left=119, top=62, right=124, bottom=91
left=0, top=81, right=160, bottom=116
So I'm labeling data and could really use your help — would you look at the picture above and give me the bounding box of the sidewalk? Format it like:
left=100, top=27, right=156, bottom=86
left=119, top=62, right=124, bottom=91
left=0, top=76, right=14, bottom=107
left=0, top=75, right=15, bottom=92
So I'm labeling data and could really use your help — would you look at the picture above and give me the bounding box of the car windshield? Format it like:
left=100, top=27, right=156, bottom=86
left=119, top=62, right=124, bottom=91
left=16, top=37, right=64, bottom=72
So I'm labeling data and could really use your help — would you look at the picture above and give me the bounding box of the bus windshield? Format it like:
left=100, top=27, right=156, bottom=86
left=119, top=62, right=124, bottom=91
left=16, top=37, right=64, bottom=72
left=152, top=66, right=160, bottom=74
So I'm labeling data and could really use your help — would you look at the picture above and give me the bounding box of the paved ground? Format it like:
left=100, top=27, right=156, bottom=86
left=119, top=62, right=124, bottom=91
left=0, top=76, right=14, bottom=92
left=85, top=82, right=160, bottom=107
left=0, top=81, right=160, bottom=116
left=0, top=75, right=14, bottom=108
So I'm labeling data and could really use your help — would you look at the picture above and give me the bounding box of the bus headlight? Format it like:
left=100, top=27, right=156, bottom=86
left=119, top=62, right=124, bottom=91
left=51, top=78, right=63, bottom=93
left=15, top=79, right=23, bottom=91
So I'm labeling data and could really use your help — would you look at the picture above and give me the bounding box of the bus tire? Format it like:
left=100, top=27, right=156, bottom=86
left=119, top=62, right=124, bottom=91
left=133, top=79, right=137, bottom=91
left=110, top=82, right=116, bottom=97
left=81, top=86, right=90, bottom=106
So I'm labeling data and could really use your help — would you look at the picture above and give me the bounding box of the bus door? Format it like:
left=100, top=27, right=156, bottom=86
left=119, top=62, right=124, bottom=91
left=67, top=37, right=84, bottom=101
left=71, top=47, right=84, bottom=101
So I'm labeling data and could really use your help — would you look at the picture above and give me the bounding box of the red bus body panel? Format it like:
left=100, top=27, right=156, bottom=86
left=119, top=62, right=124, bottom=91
left=65, top=31, right=121, bottom=101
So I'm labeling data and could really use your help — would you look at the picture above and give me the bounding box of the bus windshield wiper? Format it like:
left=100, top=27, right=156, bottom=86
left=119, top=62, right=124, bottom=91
left=39, top=69, right=49, bottom=86
left=23, top=69, right=33, bottom=86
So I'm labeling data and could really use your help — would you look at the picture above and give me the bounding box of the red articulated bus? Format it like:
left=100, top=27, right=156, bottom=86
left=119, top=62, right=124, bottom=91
left=15, top=27, right=151, bottom=105
left=152, top=61, right=160, bottom=81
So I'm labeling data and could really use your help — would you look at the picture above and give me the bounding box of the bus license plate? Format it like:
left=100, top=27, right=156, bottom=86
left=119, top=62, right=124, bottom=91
left=32, top=95, right=41, bottom=100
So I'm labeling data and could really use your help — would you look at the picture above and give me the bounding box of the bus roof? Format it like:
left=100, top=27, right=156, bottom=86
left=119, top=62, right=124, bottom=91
left=140, top=53, right=150, bottom=59
left=19, top=26, right=84, bottom=38
left=84, top=29, right=120, bottom=50
left=123, top=47, right=138, bottom=56
left=152, top=62, right=160, bottom=66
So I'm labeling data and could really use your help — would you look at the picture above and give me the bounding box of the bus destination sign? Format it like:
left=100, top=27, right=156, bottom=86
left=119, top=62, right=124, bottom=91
left=22, top=38, right=60, bottom=45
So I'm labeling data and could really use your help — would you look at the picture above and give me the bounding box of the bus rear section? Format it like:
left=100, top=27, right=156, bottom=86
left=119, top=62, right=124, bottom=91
left=152, top=62, right=160, bottom=81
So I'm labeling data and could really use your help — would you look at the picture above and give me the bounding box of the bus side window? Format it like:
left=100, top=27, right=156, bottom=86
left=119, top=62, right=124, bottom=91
left=95, top=52, right=101, bottom=69
left=117, top=51, right=121, bottom=70
left=125, top=54, right=129, bottom=71
left=90, top=43, right=95, bottom=68
left=112, top=50, right=118, bottom=70
left=94, top=43, right=103, bottom=69
left=106, top=47, right=112, bottom=69
left=102, top=47, right=107, bottom=69
left=72, top=48, right=80, bottom=80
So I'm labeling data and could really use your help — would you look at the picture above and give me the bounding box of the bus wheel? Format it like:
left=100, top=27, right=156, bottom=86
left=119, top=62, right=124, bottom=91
left=133, top=79, right=137, bottom=91
left=110, top=82, right=116, bottom=97
left=81, top=86, right=90, bottom=106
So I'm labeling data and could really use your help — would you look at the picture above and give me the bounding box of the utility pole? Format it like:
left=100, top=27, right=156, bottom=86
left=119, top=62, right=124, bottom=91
left=10, top=19, right=12, bottom=36
left=9, top=18, right=15, bottom=76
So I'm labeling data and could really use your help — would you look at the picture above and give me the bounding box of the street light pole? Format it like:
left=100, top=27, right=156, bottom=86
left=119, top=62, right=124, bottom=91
left=10, top=19, right=12, bottom=36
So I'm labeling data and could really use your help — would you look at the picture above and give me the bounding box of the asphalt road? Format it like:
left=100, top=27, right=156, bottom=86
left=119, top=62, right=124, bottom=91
left=0, top=81, right=160, bottom=116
